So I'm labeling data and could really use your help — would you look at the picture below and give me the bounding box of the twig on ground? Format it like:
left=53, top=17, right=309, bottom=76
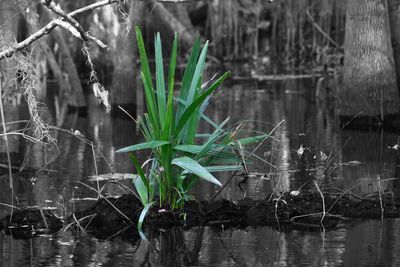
left=39, top=207, right=49, bottom=230
left=76, top=181, right=133, bottom=224
left=273, top=195, right=282, bottom=231
left=90, top=141, right=101, bottom=198
left=377, top=175, right=384, bottom=221
left=290, top=212, right=348, bottom=222
left=0, top=203, right=21, bottom=210
left=313, top=180, right=326, bottom=223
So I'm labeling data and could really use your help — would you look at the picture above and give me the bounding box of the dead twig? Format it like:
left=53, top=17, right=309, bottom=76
left=313, top=180, right=326, bottom=223
left=208, top=170, right=239, bottom=203
left=39, top=207, right=49, bottom=230
left=76, top=181, right=133, bottom=224
left=0, top=81, right=13, bottom=190
left=377, top=175, right=384, bottom=221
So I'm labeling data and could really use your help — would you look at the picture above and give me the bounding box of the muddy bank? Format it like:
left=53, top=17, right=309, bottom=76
left=0, top=208, right=63, bottom=239
left=71, top=190, right=400, bottom=238
left=1, top=190, right=399, bottom=239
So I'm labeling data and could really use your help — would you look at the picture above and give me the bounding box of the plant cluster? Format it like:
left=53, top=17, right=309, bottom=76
left=117, top=27, right=268, bottom=229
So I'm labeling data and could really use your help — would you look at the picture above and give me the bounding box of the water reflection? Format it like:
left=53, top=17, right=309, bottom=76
left=2, top=219, right=400, bottom=266
left=1, top=78, right=400, bottom=266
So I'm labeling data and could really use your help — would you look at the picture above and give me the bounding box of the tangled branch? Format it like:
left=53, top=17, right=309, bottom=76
left=0, top=0, right=120, bottom=60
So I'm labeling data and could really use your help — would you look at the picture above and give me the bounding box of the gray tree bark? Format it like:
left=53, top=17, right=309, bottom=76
left=111, top=1, right=145, bottom=106
left=341, top=0, right=399, bottom=117
left=388, top=0, right=400, bottom=95
left=0, top=1, right=21, bottom=153
left=150, top=3, right=197, bottom=51
left=40, top=7, right=86, bottom=107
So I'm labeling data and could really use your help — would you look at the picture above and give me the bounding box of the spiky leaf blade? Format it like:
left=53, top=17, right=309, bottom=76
left=155, top=33, right=167, bottom=123
left=172, top=156, right=222, bottom=186
left=175, top=72, right=231, bottom=136
left=138, top=202, right=154, bottom=236
left=116, top=141, right=170, bottom=153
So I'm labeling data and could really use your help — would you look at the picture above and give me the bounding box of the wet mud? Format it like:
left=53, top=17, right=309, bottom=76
left=1, top=190, right=399, bottom=239
left=0, top=208, right=63, bottom=239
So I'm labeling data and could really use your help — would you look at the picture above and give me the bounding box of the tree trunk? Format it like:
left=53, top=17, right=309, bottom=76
left=388, top=0, right=400, bottom=95
left=111, top=1, right=145, bottom=107
left=150, top=3, right=197, bottom=51
left=167, top=5, right=194, bottom=31
left=22, top=2, right=74, bottom=126
left=341, top=0, right=399, bottom=117
left=0, top=1, right=20, bottom=153
left=40, top=7, right=86, bottom=108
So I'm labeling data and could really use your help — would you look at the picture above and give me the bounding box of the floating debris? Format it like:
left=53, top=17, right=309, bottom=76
left=88, top=173, right=138, bottom=181
left=297, top=145, right=305, bottom=157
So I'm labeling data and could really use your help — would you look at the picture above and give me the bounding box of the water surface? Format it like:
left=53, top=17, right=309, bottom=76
left=1, top=78, right=400, bottom=266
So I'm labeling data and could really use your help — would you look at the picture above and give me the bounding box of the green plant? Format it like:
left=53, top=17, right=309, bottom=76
left=117, top=27, right=269, bottom=230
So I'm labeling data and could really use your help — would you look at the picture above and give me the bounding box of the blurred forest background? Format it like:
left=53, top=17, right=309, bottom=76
left=1, top=0, right=400, bottom=166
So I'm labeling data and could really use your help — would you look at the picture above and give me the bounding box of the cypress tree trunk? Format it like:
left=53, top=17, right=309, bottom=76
left=0, top=1, right=20, bottom=154
left=39, top=7, right=86, bottom=108
left=341, top=0, right=399, bottom=117
left=150, top=3, right=197, bottom=51
left=111, top=1, right=145, bottom=106
left=388, top=0, right=400, bottom=95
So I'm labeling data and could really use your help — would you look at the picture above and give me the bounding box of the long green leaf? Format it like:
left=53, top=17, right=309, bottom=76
left=172, top=156, right=222, bottom=186
left=116, top=141, right=170, bottom=153
left=230, top=134, right=270, bottom=145
left=182, top=42, right=210, bottom=143
left=181, top=165, right=242, bottom=173
left=175, top=72, right=231, bottom=136
left=163, top=33, right=178, bottom=138
left=141, top=71, right=161, bottom=136
left=176, top=38, right=201, bottom=122
left=135, top=27, right=154, bottom=93
left=155, top=33, right=167, bottom=123
left=195, top=117, right=230, bottom=160
left=128, top=153, right=149, bottom=194
left=138, top=202, right=154, bottom=236
left=174, top=144, right=238, bottom=160
left=136, top=27, right=160, bottom=136
left=204, top=165, right=243, bottom=172
left=186, top=41, right=208, bottom=104
left=134, top=176, right=148, bottom=205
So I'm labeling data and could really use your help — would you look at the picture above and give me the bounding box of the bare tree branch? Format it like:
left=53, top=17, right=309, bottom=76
left=42, top=0, right=107, bottom=49
left=0, top=0, right=119, bottom=60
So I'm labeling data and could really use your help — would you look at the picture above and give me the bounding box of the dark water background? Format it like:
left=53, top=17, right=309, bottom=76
left=1, top=78, right=400, bottom=266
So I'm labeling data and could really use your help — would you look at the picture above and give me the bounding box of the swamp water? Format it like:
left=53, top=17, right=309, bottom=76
left=1, top=78, right=400, bottom=266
